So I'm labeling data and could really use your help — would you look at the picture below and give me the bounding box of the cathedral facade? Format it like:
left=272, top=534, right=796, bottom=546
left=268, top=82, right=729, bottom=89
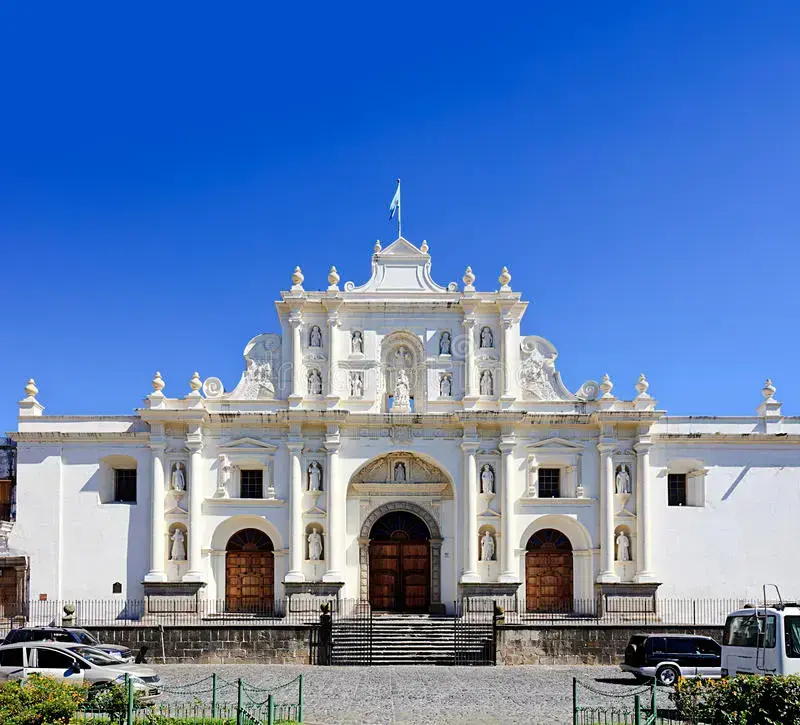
left=9, top=237, right=800, bottom=613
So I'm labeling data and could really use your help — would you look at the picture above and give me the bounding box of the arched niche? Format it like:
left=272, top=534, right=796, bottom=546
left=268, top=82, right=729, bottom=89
left=347, top=451, right=454, bottom=499
left=380, top=330, right=427, bottom=413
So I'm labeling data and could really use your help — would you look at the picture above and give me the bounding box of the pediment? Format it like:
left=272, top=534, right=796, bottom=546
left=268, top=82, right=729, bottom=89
left=219, top=437, right=277, bottom=453
left=527, top=437, right=584, bottom=451
left=379, top=237, right=427, bottom=258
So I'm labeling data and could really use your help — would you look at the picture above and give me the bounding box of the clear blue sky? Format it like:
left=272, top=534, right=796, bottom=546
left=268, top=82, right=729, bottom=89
left=2, top=2, right=799, bottom=431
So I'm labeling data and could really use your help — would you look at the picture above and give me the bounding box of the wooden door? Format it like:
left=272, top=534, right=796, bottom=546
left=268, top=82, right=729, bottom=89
left=525, top=550, right=573, bottom=612
left=225, top=551, right=274, bottom=613
left=369, top=541, right=430, bottom=612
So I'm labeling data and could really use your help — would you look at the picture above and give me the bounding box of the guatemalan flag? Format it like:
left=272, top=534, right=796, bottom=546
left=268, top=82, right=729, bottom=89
left=389, top=180, right=401, bottom=218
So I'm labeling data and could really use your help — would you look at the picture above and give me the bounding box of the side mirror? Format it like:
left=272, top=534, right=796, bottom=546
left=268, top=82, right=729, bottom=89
left=69, top=658, right=81, bottom=673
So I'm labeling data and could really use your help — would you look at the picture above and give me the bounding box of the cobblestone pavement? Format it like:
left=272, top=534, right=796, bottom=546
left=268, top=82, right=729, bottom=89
left=153, top=664, right=674, bottom=725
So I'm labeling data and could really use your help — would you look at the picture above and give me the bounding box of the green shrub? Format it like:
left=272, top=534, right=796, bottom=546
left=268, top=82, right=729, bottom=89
left=0, top=675, right=87, bottom=725
left=671, top=674, right=800, bottom=725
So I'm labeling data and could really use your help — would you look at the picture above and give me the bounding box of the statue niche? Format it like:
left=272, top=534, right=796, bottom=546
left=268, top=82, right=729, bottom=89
left=380, top=331, right=426, bottom=414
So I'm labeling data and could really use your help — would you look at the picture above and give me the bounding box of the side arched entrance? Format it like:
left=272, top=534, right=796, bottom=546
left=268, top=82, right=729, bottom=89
left=225, top=528, right=274, bottom=613
left=525, top=528, right=573, bottom=612
left=360, top=501, right=443, bottom=613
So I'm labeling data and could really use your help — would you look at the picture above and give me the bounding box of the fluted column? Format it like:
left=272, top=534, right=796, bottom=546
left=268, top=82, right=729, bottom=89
left=289, top=312, right=303, bottom=402
left=323, top=427, right=343, bottom=583
left=461, top=442, right=479, bottom=582
left=499, top=439, right=518, bottom=582
left=634, top=440, right=655, bottom=582
left=326, top=312, right=340, bottom=401
left=183, top=438, right=205, bottom=582
left=285, top=442, right=305, bottom=582
left=596, top=443, right=619, bottom=583
left=463, top=318, right=475, bottom=398
left=145, top=443, right=167, bottom=582
left=500, top=318, right=514, bottom=399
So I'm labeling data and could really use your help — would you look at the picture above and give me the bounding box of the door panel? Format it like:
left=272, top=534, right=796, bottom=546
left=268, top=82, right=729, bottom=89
left=369, top=541, right=430, bottom=612
left=526, top=550, right=573, bottom=612
left=225, top=551, right=274, bottom=613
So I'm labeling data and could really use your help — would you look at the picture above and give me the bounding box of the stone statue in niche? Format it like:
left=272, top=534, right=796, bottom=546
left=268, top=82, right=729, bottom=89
left=351, top=331, right=364, bottom=354
left=479, top=370, right=494, bottom=396
left=616, top=531, right=631, bottom=562
left=308, top=528, right=323, bottom=561
left=480, top=464, right=495, bottom=493
left=439, top=373, right=452, bottom=397
left=394, top=462, right=407, bottom=482
left=615, top=465, right=632, bottom=494
left=307, top=369, right=323, bottom=395
left=171, top=463, right=186, bottom=492
left=394, top=346, right=412, bottom=370
left=480, top=531, right=495, bottom=561
left=439, top=331, right=451, bottom=355
left=309, top=325, right=322, bottom=347
left=394, top=369, right=411, bottom=410
left=480, top=326, right=493, bottom=348
left=350, top=372, right=364, bottom=398
left=307, top=461, right=322, bottom=491
left=170, top=529, right=186, bottom=561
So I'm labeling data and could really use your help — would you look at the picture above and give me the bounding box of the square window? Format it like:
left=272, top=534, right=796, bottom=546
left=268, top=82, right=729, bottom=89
left=113, top=469, right=137, bottom=503
left=538, top=468, right=561, bottom=498
left=667, top=473, right=687, bottom=506
left=240, top=469, right=263, bottom=499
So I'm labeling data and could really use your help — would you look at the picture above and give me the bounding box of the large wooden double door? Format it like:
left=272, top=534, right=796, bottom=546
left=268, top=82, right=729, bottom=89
left=525, top=528, right=573, bottom=613
left=369, top=540, right=430, bottom=612
left=225, top=529, right=274, bottom=613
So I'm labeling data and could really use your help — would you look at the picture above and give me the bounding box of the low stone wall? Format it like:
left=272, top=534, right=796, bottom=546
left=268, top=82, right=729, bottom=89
left=85, top=625, right=314, bottom=665
left=496, top=625, right=725, bottom=665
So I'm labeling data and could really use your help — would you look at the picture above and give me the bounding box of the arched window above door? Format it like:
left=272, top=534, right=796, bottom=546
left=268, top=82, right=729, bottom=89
left=226, top=528, right=274, bottom=552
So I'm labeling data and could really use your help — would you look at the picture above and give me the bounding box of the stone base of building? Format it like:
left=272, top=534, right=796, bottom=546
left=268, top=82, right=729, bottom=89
left=143, top=581, right=205, bottom=615
left=594, top=581, right=661, bottom=617
left=284, top=581, right=343, bottom=614
left=459, top=582, right=520, bottom=613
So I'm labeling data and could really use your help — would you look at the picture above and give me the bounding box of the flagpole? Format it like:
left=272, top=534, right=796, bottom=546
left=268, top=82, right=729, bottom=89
left=397, top=178, right=402, bottom=239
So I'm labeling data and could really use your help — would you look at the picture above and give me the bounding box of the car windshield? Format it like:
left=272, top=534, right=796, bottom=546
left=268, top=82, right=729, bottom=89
left=785, top=617, right=800, bottom=658
left=70, top=646, right=122, bottom=666
left=72, top=630, right=99, bottom=645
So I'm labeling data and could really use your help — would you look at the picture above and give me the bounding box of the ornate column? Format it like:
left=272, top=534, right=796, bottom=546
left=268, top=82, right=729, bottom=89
left=500, top=317, right=514, bottom=400
left=461, top=441, right=479, bottom=582
left=596, top=442, right=619, bottom=583
left=323, top=425, right=343, bottom=583
left=499, top=438, right=518, bottom=582
left=145, top=438, right=167, bottom=582
left=325, top=310, right=340, bottom=402
left=634, top=439, right=655, bottom=582
left=462, top=318, right=475, bottom=398
left=526, top=455, right=539, bottom=497
left=289, top=311, right=303, bottom=403
left=183, top=427, right=205, bottom=582
left=285, top=441, right=305, bottom=582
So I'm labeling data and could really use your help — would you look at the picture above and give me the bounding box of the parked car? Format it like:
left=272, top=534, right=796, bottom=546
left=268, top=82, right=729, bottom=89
left=620, top=634, right=722, bottom=685
left=0, top=642, right=161, bottom=701
left=722, top=603, right=800, bottom=676
left=2, top=627, right=133, bottom=662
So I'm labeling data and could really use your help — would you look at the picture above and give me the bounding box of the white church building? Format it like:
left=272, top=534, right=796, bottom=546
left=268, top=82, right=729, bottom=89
left=7, top=236, right=800, bottom=614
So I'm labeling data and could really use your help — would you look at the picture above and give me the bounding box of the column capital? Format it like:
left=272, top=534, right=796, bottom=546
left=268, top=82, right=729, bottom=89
left=462, top=317, right=476, bottom=330
left=149, top=441, right=167, bottom=453
left=499, top=438, right=516, bottom=453
left=288, top=312, right=303, bottom=327
left=326, top=312, right=341, bottom=327
left=287, top=441, right=304, bottom=454
left=634, top=440, right=653, bottom=453
left=460, top=441, right=479, bottom=453
left=186, top=441, right=202, bottom=453
left=324, top=439, right=341, bottom=453
left=596, top=442, right=616, bottom=455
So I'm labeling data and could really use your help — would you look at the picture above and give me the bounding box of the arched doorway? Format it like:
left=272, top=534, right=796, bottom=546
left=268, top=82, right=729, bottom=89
left=225, top=529, right=274, bottom=613
left=525, top=528, right=573, bottom=612
left=369, top=510, right=431, bottom=612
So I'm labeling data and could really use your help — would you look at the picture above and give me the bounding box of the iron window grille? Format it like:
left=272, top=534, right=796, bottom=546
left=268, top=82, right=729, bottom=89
left=668, top=473, right=687, bottom=506
left=538, top=467, right=561, bottom=498
left=113, top=469, right=137, bottom=503
left=240, top=469, right=264, bottom=499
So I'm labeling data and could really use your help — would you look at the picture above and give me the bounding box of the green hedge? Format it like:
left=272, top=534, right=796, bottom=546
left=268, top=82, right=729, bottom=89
left=671, top=675, right=800, bottom=725
left=0, top=676, right=87, bottom=725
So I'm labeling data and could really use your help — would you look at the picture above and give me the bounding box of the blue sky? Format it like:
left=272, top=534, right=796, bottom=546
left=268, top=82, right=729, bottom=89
left=1, top=2, right=799, bottom=430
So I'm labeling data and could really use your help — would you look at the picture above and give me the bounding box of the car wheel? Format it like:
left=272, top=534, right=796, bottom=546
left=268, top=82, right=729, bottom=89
left=656, top=665, right=680, bottom=686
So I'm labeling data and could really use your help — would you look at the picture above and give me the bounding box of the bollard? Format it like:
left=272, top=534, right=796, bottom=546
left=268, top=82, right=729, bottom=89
left=212, top=673, right=217, bottom=718
left=126, top=673, right=134, bottom=725
left=236, top=678, right=243, bottom=725
left=572, top=678, right=578, bottom=725
left=267, top=693, right=275, bottom=725
left=634, top=694, right=641, bottom=725
left=298, top=673, right=304, bottom=723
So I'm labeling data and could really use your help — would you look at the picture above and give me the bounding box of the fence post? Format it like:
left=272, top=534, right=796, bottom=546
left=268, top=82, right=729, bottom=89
left=236, top=678, right=243, bottom=725
left=650, top=679, right=657, bottom=719
left=634, top=694, right=641, bottom=725
left=267, top=694, right=274, bottom=725
left=212, top=673, right=217, bottom=718
left=298, top=673, right=304, bottom=723
left=126, top=673, right=134, bottom=725
left=572, top=677, right=578, bottom=725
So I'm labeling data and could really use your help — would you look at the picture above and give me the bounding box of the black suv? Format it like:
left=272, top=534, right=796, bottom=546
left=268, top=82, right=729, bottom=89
left=2, top=627, right=133, bottom=662
left=620, top=634, right=722, bottom=685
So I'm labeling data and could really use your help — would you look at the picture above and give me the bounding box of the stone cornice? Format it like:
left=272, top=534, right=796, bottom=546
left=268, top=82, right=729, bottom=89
left=653, top=433, right=800, bottom=444
left=10, top=431, right=149, bottom=443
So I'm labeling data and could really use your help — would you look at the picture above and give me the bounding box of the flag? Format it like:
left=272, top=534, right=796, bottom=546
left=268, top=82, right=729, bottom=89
left=389, top=180, right=401, bottom=219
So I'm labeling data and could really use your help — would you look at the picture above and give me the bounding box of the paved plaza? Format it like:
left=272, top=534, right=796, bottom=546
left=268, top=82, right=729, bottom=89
left=155, top=664, right=673, bottom=725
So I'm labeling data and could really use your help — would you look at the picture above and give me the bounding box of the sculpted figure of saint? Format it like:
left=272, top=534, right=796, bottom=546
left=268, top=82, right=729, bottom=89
left=439, top=331, right=451, bottom=355
left=351, top=331, right=364, bottom=354
left=394, top=462, right=406, bottom=482
left=480, top=531, right=495, bottom=561
left=170, top=529, right=186, bottom=561
left=616, top=531, right=631, bottom=562
left=615, top=465, right=631, bottom=494
left=480, top=464, right=495, bottom=493
left=308, top=462, right=322, bottom=491
left=309, top=326, right=322, bottom=347
left=171, top=463, right=186, bottom=492
left=308, top=529, right=323, bottom=561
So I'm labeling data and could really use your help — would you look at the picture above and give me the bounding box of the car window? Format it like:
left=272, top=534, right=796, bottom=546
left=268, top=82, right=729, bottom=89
left=30, top=648, right=75, bottom=669
left=72, top=647, right=119, bottom=666
left=4, top=631, right=21, bottom=644
left=0, top=649, right=23, bottom=667
left=668, top=638, right=695, bottom=655
left=725, top=615, right=775, bottom=648
left=46, top=632, right=74, bottom=643
left=72, top=630, right=98, bottom=645
left=649, top=637, right=666, bottom=653
left=696, top=639, right=721, bottom=655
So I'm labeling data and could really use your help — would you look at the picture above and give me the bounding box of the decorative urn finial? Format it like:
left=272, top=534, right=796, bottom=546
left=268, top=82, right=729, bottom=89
left=152, top=371, right=165, bottom=394
left=600, top=373, right=614, bottom=398
left=291, top=266, right=304, bottom=290
left=635, top=373, right=650, bottom=398
left=24, top=378, right=38, bottom=398
left=420, top=239, right=429, bottom=253
left=189, top=371, right=202, bottom=393
left=327, top=265, right=340, bottom=289
left=374, top=239, right=382, bottom=253
left=463, top=265, right=476, bottom=291
left=762, top=378, right=776, bottom=401
left=498, top=266, right=512, bottom=290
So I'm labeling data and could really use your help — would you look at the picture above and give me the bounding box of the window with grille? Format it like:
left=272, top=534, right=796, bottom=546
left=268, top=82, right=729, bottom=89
left=240, top=469, right=264, bottom=499
left=668, top=473, right=687, bottom=506
left=538, top=468, right=561, bottom=498
left=113, top=469, right=137, bottom=503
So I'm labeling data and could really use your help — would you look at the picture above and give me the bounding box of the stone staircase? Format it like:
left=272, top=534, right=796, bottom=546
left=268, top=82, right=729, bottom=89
left=331, top=613, right=494, bottom=665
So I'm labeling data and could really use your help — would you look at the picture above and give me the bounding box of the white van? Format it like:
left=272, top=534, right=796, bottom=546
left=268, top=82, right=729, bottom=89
left=721, top=603, right=800, bottom=676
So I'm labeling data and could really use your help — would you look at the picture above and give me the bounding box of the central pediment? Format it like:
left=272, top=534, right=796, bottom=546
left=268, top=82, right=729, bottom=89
left=344, top=237, right=455, bottom=294
left=347, top=452, right=454, bottom=498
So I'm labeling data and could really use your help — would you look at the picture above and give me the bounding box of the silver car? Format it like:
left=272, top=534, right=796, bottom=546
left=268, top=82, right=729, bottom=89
left=0, top=642, right=162, bottom=702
